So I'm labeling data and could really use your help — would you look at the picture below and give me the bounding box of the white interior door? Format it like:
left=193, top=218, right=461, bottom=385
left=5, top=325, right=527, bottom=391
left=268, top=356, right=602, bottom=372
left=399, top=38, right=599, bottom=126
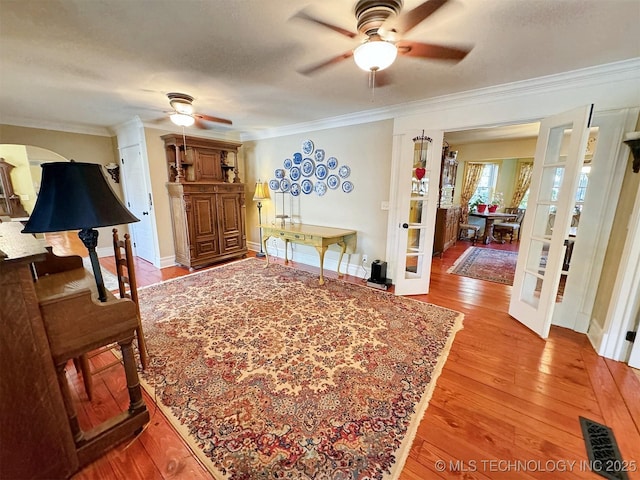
left=509, top=105, right=593, bottom=338
left=393, top=129, right=443, bottom=296
left=630, top=325, right=640, bottom=369
left=120, top=145, right=156, bottom=263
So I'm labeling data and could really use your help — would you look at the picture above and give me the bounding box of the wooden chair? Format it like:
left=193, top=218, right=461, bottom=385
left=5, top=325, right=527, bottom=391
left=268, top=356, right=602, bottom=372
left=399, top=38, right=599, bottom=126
left=112, top=228, right=148, bottom=370
left=494, top=208, right=526, bottom=243
left=77, top=228, right=148, bottom=400
left=458, top=210, right=479, bottom=244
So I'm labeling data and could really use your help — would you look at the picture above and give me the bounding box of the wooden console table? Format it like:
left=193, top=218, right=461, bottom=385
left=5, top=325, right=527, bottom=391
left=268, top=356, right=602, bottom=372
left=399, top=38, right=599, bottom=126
left=260, top=223, right=357, bottom=285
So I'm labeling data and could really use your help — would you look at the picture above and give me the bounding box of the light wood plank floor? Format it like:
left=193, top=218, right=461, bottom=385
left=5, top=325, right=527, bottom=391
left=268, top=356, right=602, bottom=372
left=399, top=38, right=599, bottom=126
left=44, top=233, right=640, bottom=480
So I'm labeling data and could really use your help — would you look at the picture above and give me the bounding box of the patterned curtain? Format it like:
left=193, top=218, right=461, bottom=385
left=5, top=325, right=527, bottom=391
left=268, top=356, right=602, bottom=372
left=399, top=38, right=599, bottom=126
left=510, top=162, right=534, bottom=208
left=460, top=163, right=485, bottom=222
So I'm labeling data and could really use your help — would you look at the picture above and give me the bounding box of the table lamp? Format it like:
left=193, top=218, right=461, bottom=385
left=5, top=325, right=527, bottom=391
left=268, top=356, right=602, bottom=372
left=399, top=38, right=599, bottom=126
left=22, top=161, right=139, bottom=302
left=253, top=180, right=268, bottom=257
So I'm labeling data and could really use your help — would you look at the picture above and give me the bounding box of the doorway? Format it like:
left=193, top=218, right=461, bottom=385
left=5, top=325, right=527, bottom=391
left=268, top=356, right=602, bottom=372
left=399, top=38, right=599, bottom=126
left=437, top=108, right=637, bottom=341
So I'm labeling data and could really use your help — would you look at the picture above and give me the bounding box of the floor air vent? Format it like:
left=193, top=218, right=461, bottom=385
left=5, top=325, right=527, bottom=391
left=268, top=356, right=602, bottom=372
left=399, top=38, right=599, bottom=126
left=579, top=416, right=629, bottom=480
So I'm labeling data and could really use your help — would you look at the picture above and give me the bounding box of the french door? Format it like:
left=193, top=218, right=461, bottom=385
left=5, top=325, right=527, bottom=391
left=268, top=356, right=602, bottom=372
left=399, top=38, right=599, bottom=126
left=393, top=129, right=443, bottom=296
left=509, top=105, right=593, bottom=338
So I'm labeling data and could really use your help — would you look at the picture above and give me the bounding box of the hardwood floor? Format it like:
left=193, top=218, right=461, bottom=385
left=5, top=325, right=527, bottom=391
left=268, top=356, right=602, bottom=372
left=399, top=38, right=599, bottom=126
left=44, top=233, right=640, bottom=480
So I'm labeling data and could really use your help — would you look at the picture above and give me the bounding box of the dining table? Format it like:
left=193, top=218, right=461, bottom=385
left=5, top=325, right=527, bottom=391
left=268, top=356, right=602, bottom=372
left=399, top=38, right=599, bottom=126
left=469, top=211, right=519, bottom=244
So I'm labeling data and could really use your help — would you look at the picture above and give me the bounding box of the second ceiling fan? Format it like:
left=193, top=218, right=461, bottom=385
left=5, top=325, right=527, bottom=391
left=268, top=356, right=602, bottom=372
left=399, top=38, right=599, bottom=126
left=166, top=92, right=232, bottom=129
left=295, top=0, right=472, bottom=79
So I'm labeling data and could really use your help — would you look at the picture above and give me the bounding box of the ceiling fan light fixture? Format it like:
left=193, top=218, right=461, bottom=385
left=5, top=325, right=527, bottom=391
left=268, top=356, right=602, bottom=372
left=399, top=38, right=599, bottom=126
left=353, top=39, right=397, bottom=72
left=170, top=112, right=195, bottom=127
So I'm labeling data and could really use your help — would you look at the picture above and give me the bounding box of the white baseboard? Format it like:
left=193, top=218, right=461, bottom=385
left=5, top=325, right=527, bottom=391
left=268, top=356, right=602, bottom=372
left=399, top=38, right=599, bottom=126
left=159, top=255, right=177, bottom=269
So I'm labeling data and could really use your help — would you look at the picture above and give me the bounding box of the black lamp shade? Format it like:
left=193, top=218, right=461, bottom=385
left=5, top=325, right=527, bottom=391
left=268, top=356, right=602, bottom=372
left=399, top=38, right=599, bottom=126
left=22, top=161, right=139, bottom=233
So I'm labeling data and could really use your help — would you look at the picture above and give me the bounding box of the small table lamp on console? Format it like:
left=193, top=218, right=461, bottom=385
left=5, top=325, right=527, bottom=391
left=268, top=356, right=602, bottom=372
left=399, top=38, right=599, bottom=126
left=22, top=161, right=139, bottom=302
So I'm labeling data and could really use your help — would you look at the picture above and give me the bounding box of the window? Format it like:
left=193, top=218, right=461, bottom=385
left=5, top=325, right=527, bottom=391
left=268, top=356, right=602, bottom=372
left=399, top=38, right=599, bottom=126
left=472, top=163, right=499, bottom=203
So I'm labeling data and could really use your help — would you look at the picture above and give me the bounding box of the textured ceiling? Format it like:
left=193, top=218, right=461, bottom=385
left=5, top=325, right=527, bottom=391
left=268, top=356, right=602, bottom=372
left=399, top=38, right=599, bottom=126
left=0, top=0, right=638, bottom=138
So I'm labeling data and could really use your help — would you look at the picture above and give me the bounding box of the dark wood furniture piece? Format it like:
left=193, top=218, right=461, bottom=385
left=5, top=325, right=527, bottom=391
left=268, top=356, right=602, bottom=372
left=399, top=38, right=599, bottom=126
left=162, top=134, right=247, bottom=269
left=0, top=157, right=29, bottom=218
left=433, top=206, right=461, bottom=256
left=469, top=211, right=518, bottom=244
left=0, top=222, right=149, bottom=478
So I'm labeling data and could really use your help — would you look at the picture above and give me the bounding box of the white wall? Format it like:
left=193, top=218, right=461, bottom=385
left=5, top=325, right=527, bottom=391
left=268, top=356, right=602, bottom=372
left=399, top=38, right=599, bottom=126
left=243, top=120, right=394, bottom=276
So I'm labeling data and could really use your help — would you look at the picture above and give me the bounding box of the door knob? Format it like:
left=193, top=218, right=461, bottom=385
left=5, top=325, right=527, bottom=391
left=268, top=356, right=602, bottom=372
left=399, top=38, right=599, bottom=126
left=402, top=223, right=409, bottom=229
left=142, top=211, right=149, bottom=216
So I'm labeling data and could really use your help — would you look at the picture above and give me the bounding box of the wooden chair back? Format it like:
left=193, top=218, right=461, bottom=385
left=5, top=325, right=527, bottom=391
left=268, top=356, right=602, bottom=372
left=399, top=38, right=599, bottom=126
left=113, top=228, right=148, bottom=369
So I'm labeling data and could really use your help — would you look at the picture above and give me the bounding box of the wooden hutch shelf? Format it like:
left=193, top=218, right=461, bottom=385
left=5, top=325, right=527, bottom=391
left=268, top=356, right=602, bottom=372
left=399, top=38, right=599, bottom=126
left=161, top=134, right=247, bottom=269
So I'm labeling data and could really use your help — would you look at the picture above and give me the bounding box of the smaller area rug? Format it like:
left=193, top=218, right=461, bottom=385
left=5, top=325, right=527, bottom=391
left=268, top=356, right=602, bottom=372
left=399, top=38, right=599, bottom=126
left=138, top=258, right=463, bottom=479
left=447, top=247, right=517, bottom=285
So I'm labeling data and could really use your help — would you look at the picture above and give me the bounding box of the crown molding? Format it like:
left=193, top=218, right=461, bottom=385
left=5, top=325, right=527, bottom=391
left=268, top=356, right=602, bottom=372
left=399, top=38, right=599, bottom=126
left=241, top=57, right=640, bottom=141
left=0, top=115, right=112, bottom=137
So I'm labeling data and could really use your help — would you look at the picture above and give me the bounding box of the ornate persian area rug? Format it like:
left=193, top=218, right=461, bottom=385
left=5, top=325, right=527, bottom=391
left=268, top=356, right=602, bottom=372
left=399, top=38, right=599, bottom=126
left=138, top=258, right=463, bottom=480
left=447, top=246, right=517, bottom=285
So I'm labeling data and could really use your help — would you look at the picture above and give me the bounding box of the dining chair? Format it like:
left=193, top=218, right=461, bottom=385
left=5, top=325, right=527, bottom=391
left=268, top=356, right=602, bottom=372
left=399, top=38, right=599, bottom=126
left=493, top=208, right=526, bottom=243
left=458, top=210, right=479, bottom=244
left=77, top=228, right=148, bottom=400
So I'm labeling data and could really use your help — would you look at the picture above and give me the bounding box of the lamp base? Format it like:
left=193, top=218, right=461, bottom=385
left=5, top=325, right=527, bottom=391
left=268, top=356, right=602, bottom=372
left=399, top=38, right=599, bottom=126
left=78, top=228, right=107, bottom=302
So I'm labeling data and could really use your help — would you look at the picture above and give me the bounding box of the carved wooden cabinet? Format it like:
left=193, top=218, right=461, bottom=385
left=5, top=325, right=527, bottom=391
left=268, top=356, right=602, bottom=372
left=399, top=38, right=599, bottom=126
left=433, top=206, right=461, bottom=257
left=162, top=134, right=247, bottom=268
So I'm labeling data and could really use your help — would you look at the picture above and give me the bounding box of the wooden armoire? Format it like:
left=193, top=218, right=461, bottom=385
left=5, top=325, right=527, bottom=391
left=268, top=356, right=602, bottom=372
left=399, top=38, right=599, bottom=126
left=162, top=134, right=247, bottom=269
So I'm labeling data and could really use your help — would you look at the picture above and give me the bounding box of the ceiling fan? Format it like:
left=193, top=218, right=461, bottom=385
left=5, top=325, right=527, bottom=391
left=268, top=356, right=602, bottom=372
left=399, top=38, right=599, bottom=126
left=165, top=92, right=232, bottom=129
left=295, top=0, right=471, bottom=80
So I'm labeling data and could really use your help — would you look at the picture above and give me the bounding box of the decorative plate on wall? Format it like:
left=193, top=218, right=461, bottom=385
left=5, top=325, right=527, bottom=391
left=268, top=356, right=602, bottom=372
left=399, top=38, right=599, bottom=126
left=275, top=168, right=285, bottom=179
left=314, top=149, right=325, bottom=162
left=283, top=158, right=293, bottom=169
left=269, top=179, right=280, bottom=191
left=301, top=179, right=313, bottom=194
left=293, top=152, right=303, bottom=164
left=302, top=140, right=314, bottom=155
left=327, top=157, right=338, bottom=170
left=290, top=182, right=300, bottom=196
left=289, top=166, right=301, bottom=181
left=327, top=175, right=340, bottom=190
left=338, top=165, right=350, bottom=179
left=301, top=158, right=315, bottom=177
left=314, top=181, right=327, bottom=196
left=315, top=164, right=328, bottom=180
left=280, top=178, right=291, bottom=192
left=342, top=181, right=354, bottom=193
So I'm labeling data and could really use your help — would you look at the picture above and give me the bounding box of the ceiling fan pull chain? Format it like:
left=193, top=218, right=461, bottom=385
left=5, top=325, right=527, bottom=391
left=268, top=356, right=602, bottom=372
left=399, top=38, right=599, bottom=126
left=370, top=69, right=376, bottom=102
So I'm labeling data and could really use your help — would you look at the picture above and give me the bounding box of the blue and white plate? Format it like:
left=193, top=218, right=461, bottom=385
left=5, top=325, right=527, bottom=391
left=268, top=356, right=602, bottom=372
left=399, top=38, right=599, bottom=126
left=315, top=181, right=327, bottom=196
left=327, top=174, right=340, bottom=190
left=315, top=163, right=328, bottom=180
left=269, top=179, right=280, bottom=191
left=280, top=178, right=291, bottom=192
left=301, top=179, right=313, bottom=195
left=275, top=168, right=285, bottom=179
left=302, top=139, right=314, bottom=155
left=327, top=157, right=338, bottom=170
left=290, top=182, right=300, bottom=196
left=342, top=181, right=354, bottom=193
left=301, top=158, right=315, bottom=177
left=314, top=149, right=325, bottom=162
left=289, top=166, right=301, bottom=181
left=283, top=158, right=293, bottom=169
left=338, top=165, right=350, bottom=179
left=293, top=152, right=303, bottom=164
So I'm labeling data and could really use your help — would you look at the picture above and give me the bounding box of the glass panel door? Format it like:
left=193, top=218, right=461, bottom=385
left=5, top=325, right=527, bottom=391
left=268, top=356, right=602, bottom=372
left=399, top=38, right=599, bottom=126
left=509, top=105, right=593, bottom=338
left=394, top=130, right=443, bottom=296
